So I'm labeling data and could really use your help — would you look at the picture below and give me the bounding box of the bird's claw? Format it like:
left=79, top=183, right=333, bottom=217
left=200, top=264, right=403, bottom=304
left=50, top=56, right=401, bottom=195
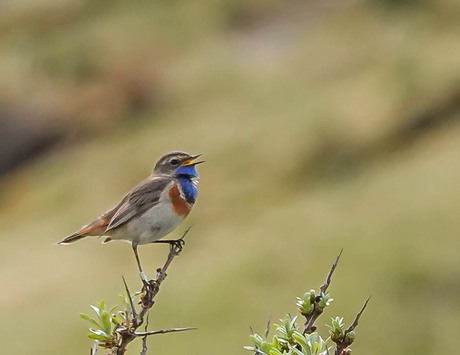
left=169, top=238, right=185, bottom=252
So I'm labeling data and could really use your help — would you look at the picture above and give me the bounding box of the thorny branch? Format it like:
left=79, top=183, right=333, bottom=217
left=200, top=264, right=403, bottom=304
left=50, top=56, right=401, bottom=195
left=114, top=230, right=192, bottom=355
left=303, top=249, right=342, bottom=335
left=333, top=297, right=370, bottom=355
left=87, top=229, right=195, bottom=355
left=135, top=327, right=197, bottom=337
left=248, top=250, right=369, bottom=355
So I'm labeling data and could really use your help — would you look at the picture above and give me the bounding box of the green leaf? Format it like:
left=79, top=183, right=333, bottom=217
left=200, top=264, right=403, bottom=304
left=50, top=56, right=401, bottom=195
left=88, top=333, right=110, bottom=341
left=96, top=300, right=105, bottom=311
left=88, top=328, right=110, bottom=341
left=90, top=305, right=102, bottom=319
left=292, top=332, right=308, bottom=350
left=89, top=328, right=108, bottom=336
left=290, top=348, right=304, bottom=355
left=80, top=313, right=102, bottom=328
left=327, top=317, right=345, bottom=335
left=250, top=334, right=264, bottom=345
left=100, top=311, right=112, bottom=334
left=111, top=316, right=122, bottom=325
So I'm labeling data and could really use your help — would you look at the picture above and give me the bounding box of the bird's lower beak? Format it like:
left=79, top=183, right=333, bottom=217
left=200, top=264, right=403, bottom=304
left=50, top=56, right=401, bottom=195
left=181, top=154, right=205, bottom=166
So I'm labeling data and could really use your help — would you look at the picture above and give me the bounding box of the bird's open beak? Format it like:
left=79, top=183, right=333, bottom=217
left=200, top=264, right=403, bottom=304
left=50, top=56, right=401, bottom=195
left=181, top=154, right=205, bottom=166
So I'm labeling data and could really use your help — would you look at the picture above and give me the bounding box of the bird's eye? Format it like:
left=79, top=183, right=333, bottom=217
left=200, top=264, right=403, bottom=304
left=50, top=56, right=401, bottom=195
left=170, top=159, right=180, bottom=166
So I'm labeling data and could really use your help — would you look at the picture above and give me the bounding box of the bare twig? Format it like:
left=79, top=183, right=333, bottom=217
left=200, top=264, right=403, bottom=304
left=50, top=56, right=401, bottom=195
left=303, top=250, right=342, bottom=334
left=135, top=327, right=197, bottom=337
left=140, top=313, right=149, bottom=355
left=109, top=229, right=194, bottom=355
left=122, top=276, right=138, bottom=321
left=345, top=296, right=370, bottom=335
left=264, top=315, right=272, bottom=339
left=320, top=249, right=342, bottom=294
left=334, top=297, right=370, bottom=355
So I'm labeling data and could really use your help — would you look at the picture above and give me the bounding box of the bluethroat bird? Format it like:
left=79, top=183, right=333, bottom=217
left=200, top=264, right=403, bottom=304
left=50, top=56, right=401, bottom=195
left=58, top=152, right=203, bottom=280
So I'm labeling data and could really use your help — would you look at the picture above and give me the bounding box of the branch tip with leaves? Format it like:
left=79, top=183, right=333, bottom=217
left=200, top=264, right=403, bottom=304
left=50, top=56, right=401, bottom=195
left=246, top=250, right=369, bottom=355
left=332, top=296, right=370, bottom=355
left=81, top=229, right=195, bottom=355
left=302, top=249, right=342, bottom=335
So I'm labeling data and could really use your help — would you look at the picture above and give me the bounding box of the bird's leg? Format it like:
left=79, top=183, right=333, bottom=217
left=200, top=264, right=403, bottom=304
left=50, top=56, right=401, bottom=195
left=132, top=243, right=149, bottom=286
left=153, top=238, right=186, bottom=252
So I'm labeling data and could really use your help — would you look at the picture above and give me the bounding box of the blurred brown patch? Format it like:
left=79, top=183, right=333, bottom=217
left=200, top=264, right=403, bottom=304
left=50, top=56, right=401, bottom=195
left=0, top=109, right=64, bottom=176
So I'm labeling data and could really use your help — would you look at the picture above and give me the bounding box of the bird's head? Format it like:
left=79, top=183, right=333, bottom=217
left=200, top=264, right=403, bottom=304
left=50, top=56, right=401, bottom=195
left=153, top=151, right=203, bottom=177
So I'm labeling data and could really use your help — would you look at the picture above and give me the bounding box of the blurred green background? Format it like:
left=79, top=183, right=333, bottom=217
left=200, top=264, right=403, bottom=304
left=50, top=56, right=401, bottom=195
left=1, top=0, right=459, bottom=354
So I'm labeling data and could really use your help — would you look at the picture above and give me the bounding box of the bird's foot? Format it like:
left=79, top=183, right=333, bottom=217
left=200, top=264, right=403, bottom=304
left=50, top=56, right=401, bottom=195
left=169, top=238, right=185, bottom=252
left=154, top=238, right=186, bottom=253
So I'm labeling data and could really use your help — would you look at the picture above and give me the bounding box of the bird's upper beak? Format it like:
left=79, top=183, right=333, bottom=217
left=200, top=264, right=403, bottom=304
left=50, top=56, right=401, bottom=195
left=181, top=154, right=205, bottom=166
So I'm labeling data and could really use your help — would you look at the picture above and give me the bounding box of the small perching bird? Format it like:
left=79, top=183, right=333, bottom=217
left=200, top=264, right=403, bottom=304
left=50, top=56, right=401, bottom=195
left=58, top=151, right=203, bottom=280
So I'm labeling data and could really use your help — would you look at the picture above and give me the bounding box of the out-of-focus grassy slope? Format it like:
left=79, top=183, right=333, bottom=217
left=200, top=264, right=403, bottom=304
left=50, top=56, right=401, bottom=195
left=1, top=1, right=460, bottom=354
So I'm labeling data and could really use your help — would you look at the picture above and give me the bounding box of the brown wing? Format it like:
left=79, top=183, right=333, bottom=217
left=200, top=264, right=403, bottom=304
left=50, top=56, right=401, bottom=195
left=105, top=176, right=173, bottom=232
left=58, top=176, right=173, bottom=245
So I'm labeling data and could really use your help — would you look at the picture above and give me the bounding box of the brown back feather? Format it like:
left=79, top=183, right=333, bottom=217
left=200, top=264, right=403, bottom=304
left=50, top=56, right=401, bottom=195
left=105, top=176, right=172, bottom=232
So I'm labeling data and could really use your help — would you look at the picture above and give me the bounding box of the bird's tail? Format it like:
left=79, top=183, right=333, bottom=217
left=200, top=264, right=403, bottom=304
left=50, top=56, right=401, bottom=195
left=58, top=219, right=107, bottom=245
left=58, top=232, right=88, bottom=244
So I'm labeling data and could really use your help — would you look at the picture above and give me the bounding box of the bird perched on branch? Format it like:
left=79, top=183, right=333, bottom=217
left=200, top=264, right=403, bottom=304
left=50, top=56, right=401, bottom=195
left=58, top=151, right=203, bottom=280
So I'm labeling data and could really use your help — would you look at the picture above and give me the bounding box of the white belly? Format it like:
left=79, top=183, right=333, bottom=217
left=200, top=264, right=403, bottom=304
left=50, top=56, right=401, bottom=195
left=111, top=202, right=184, bottom=245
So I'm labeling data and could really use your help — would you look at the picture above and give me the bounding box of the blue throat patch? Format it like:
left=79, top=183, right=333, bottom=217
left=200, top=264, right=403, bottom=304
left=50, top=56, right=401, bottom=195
left=175, top=165, right=199, bottom=204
